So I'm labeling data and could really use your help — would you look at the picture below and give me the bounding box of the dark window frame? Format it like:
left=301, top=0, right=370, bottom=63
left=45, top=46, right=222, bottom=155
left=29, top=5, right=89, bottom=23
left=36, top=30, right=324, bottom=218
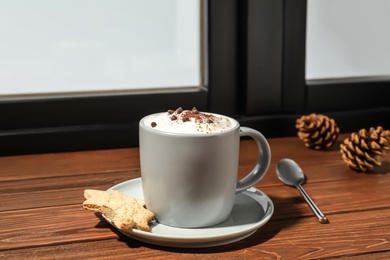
left=0, top=0, right=241, bottom=155
left=1, top=0, right=389, bottom=156
left=281, top=0, right=390, bottom=134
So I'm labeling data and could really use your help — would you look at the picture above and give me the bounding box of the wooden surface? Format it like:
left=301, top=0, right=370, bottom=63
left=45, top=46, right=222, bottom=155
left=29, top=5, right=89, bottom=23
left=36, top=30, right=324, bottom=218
left=1, top=134, right=390, bottom=259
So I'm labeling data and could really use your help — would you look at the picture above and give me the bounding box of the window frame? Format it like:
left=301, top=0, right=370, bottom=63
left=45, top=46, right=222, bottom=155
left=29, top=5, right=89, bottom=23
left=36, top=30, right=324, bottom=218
left=0, top=0, right=241, bottom=155
left=282, top=0, right=390, bottom=134
left=1, top=0, right=389, bottom=156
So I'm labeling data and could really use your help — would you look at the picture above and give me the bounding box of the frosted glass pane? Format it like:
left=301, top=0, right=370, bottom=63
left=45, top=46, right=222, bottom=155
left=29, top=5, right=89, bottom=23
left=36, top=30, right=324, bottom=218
left=0, top=0, right=201, bottom=96
left=306, top=0, right=390, bottom=80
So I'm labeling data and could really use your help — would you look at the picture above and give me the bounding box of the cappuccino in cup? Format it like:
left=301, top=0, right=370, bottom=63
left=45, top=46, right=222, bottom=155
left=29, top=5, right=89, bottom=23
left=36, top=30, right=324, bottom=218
left=139, top=107, right=271, bottom=228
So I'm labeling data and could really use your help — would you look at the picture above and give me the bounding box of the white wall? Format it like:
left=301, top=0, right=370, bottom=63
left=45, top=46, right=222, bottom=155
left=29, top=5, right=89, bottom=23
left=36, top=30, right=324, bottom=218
left=0, top=0, right=200, bottom=96
left=306, top=0, right=390, bottom=80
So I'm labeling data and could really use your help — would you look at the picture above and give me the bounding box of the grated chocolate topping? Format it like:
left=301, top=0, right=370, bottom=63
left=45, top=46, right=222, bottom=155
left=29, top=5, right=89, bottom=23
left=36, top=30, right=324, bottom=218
left=146, top=107, right=233, bottom=134
left=168, top=107, right=215, bottom=125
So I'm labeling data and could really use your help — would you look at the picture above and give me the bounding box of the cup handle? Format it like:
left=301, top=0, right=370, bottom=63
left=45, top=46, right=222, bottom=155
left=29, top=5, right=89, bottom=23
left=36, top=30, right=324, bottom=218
left=236, top=127, right=271, bottom=193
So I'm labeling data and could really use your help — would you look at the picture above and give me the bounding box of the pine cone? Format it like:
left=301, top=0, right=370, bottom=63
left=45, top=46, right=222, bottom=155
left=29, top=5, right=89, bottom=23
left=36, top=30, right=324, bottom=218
left=340, top=126, right=390, bottom=172
left=296, top=113, right=340, bottom=149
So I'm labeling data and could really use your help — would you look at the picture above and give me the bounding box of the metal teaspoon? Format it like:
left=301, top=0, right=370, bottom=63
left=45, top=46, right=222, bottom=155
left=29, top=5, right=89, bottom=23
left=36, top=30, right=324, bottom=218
left=276, top=158, right=329, bottom=224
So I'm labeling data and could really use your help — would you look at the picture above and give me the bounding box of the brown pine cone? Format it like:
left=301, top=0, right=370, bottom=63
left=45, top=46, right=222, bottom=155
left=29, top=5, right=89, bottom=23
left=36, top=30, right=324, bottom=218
left=340, top=126, right=390, bottom=172
left=296, top=113, right=340, bottom=149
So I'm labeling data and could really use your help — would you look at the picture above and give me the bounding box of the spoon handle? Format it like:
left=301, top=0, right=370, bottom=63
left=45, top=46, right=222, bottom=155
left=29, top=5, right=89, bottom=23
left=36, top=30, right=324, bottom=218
left=297, top=184, right=329, bottom=223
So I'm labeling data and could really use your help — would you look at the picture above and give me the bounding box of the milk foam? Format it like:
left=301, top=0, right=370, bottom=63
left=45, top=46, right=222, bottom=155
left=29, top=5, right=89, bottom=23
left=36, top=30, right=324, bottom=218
left=143, top=108, right=235, bottom=134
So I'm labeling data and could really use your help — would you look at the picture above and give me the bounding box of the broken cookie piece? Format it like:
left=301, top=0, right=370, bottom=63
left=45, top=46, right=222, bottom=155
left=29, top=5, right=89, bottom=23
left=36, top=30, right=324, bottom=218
left=83, top=189, right=154, bottom=231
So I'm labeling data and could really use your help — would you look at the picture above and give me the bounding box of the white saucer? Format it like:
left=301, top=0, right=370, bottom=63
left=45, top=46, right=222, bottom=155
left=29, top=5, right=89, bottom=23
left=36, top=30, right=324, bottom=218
left=105, top=178, right=274, bottom=248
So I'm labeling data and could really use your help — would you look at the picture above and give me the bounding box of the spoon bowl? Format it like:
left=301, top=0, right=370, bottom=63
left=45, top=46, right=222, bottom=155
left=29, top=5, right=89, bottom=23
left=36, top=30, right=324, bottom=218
left=276, top=158, right=329, bottom=224
left=276, top=158, right=305, bottom=186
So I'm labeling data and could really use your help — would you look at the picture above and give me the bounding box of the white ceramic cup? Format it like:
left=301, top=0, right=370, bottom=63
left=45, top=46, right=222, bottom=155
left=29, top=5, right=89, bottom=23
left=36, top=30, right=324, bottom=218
left=139, top=112, right=271, bottom=228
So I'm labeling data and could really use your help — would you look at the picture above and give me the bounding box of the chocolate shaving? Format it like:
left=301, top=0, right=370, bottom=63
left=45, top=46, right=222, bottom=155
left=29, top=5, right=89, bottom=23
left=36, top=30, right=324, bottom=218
left=166, top=107, right=216, bottom=126
left=192, top=107, right=199, bottom=114
left=176, top=107, right=183, bottom=114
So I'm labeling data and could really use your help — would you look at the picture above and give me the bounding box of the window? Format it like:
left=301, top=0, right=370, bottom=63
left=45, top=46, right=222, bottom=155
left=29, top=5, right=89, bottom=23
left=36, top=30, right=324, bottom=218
left=303, top=0, right=390, bottom=123
left=0, top=0, right=201, bottom=96
left=306, top=0, right=390, bottom=79
left=282, top=0, right=390, bottom=134
left=1, top=0, right=239, bottom=155
left=1, top=0, right=389, bottom=156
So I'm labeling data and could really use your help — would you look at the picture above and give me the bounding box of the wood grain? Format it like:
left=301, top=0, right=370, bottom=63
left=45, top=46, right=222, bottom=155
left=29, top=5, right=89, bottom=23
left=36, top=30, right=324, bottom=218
left=1, top=135, right=390, bottom=259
